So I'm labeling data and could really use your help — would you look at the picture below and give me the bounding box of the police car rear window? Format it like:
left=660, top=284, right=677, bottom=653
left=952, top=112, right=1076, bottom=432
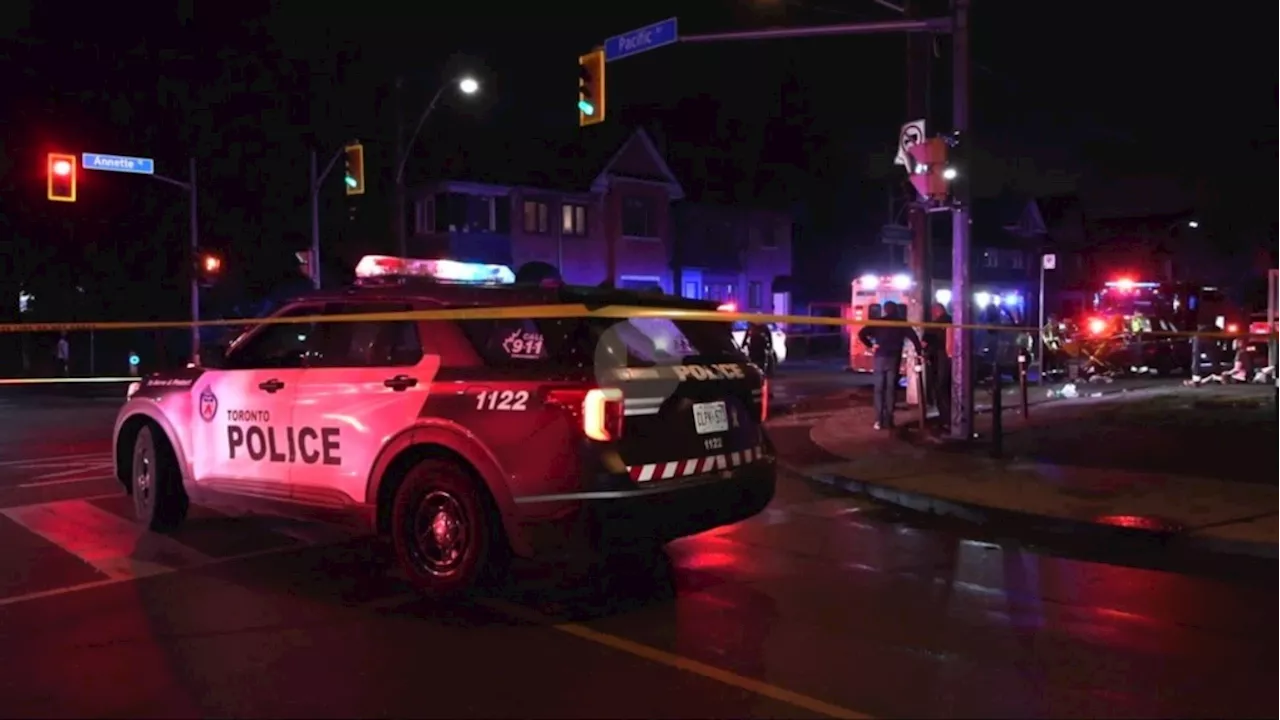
left=458, top=317, right=742, bottom=368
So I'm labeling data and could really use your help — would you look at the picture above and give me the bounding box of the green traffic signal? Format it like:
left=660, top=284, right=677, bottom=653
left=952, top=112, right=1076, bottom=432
left=578, top=100, right=596, bottom=116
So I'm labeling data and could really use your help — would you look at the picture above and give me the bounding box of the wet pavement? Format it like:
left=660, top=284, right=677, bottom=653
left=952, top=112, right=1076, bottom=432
left=0, top=383, right=1276, bottom=718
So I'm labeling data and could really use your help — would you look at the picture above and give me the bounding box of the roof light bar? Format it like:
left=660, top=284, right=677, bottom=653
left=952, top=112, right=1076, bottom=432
left=354, top=255, right=516, bottom=285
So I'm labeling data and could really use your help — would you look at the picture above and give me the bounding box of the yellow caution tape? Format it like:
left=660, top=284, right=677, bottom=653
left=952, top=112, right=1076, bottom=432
left=0, top=304, right=1273, bottom=341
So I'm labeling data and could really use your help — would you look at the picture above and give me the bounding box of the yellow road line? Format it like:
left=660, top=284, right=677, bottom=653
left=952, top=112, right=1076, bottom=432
left=478, top=597, right=873, bottom=720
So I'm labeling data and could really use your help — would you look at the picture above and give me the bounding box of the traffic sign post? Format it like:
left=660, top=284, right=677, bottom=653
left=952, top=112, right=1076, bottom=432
left=81, top=152, right=155, bottom=175
left=604, top=17, right=679, bottom=62
left=1038, top=252, right=1055, bottom=384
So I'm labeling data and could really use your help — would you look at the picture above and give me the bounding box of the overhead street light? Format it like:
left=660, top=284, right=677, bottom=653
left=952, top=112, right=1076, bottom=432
left=458, top=77, right=480, bottom=95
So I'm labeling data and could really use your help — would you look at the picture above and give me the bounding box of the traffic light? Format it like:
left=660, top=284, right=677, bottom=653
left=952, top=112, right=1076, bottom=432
left=906, top=138, right=952, bottom=203
left=47, top=153, right=77, bottom=202
left=196, top=250, right=223, bottom=286
left=344, top=142, right=365, bottom=196
left=578, top=49, right=606, bottom=127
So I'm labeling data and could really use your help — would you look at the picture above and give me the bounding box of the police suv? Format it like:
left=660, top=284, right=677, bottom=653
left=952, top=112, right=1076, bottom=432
left=113, top=256, right=776, bottom=596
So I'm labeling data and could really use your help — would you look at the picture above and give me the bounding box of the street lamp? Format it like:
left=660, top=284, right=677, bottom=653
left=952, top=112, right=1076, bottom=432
left=395, top=74, right=482, bottom=255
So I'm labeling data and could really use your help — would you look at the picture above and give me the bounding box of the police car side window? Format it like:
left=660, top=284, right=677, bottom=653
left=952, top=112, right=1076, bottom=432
left=223, top=305, right=319, bottom=370
left=310, top=303, right=424, bottom=368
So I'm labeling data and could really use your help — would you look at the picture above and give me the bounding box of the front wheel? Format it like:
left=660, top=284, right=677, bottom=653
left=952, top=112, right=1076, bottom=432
left=131, top=425, right=188, bottom=532
left=390, top=459, right=503, bottom=598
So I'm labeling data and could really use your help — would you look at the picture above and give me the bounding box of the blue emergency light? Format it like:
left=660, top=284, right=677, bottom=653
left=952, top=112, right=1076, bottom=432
left=128, top=353, right=140, bottom=367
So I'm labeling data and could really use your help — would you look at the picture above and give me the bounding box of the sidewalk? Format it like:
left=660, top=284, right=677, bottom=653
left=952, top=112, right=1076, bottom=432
left=786, top=381, right=1278, bottom=559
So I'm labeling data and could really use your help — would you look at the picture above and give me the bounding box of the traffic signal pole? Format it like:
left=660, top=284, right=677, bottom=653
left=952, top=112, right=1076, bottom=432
left=309, top=146, right=346, bottom=290
left=151, top=158, right=200, bottom=364
left=671, top=8, right=973, bottom=440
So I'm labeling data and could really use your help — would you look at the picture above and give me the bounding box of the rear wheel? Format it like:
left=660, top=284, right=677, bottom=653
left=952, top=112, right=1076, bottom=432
left=390, top=458, right=503, bottom=598
left=131, top=425, right=188, bottom=532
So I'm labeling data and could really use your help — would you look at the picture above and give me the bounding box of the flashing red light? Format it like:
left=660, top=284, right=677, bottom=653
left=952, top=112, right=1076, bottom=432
left=717, top=302, right=737, bottom=312
left=1087, top=317, right=1108, bottom=336
left=202, top=254, right=222, bottom=273
left=52, top=160, right=72, bottom=176
left=1225, top=323, right=1239, bottom=334
left=1112, top=278, right=1135, bottom=292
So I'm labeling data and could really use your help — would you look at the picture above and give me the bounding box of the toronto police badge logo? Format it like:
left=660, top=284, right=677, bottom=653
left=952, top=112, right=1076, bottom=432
left=198, top=387, right=218, bottom=423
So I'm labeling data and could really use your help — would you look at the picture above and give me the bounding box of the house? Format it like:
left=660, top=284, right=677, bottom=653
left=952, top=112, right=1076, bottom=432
left=670, top=202, right=793, bottom=315
left=402, top=126, right=792, bottom=309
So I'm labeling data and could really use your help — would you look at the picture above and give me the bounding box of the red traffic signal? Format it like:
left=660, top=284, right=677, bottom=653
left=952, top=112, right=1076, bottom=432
left=196, top=250, right=224, bottom=286
left=906, top=138, right=951, bottom=202
left=47, top=153, right=77, bottom=202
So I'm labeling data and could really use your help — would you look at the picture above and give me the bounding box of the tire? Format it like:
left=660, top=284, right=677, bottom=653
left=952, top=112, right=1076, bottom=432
left=131, top=425, right=189, bottom=532
left=390, top=458, right=504, bottom=598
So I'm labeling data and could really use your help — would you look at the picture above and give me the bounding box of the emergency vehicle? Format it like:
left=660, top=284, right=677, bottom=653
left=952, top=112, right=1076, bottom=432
left=113, top=255, right=776, bottom=597
left=1063, top=277, right=1245, bottom=375
left=848, top=273, right=914, bottom=373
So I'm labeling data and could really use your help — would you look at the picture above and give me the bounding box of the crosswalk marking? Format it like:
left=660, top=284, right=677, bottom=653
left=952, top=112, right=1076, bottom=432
left=1, top=499, right=213, bottom=581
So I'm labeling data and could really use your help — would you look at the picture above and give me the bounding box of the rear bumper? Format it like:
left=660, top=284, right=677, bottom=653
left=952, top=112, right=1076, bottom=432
left=517, top=460, right=777, bottom=555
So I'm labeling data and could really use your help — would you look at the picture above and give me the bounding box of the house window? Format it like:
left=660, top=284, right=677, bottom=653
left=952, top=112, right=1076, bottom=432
left=748, top=281, right=763, bottom=310
left=621, top=196, right=657, bottom=238
left=435, top=193, right=508, bottom=233
left=683, top=281, right=699, bottom=299
left=562, top=203, right=588, bottom=236
left=981, top=248, right=999, bottom=268
left=1008, top=250, right=1025, bottom=270
left=704, top=283, right=736, bottom=303
left=522, top=200, right=549, bottom=234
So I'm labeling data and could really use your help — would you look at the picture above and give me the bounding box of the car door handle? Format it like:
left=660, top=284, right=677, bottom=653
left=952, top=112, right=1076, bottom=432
left=384, top=374, right=418, bottom=392
left=258, top=379, right=285, bottom=393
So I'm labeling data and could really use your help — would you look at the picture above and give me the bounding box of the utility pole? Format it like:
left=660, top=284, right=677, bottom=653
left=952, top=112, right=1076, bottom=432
left=949, top=0, right=974, bottom=440
left=905, top=0, right=932, bottom=408
left=309, top=146, right=345, bottom=290
left=152, top=158, right=200, bottom=364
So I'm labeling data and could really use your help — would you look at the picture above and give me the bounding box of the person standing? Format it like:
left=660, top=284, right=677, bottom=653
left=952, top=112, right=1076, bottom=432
left=923, top=302, right=954, bottom=431
left=55, top=333, right=70, bottom=376
left=857, top=301, right=922, bottom=430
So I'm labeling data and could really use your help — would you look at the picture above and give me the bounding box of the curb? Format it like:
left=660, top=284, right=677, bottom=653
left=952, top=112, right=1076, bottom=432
left=779, top=459, right=1278, bottom=561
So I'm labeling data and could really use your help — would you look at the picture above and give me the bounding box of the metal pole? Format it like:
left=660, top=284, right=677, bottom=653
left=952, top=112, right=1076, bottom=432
left=188, top=157, right=200, bottom=365
left=310, top=149, right=321, bottom=290
left=90, top=330, right=95, bottom=376
left=989, top=344, right=1003, bottom=457
left=949, top=0, right=973, bottom=441
left=1037, top=257, right=1046, bottom=384
left=395, top=75, right=407, bottom=257
left=679, top=18, right=951, bottom=44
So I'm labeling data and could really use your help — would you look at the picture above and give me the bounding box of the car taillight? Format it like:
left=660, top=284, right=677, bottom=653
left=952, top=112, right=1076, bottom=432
left=547, top=387, right=624, bottom=442
left=760, top=379, right=769, bottom=422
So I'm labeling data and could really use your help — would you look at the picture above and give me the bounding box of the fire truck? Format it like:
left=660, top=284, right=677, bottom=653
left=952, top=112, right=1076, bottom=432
left=1063, top=277, right=1247, bottom=376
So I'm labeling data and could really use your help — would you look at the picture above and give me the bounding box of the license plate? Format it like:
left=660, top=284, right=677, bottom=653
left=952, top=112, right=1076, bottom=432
left=692, top=401, right=729, bottom=435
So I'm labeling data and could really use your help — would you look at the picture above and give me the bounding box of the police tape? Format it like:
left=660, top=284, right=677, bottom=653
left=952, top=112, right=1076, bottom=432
left=0, top=305, right=1273, bottom=341
left=0, top=376, right=139, bottom=386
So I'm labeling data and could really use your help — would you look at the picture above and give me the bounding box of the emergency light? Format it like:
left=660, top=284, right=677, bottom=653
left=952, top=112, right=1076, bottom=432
left=354, top=255, right=516, bottom=285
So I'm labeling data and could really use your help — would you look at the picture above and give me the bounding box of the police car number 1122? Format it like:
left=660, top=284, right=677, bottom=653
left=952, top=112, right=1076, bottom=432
left=476, top=390, right=530, bottom=411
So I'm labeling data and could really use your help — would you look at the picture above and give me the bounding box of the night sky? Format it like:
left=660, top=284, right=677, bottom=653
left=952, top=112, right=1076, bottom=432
left=0, top=0, right=1274, bottom=319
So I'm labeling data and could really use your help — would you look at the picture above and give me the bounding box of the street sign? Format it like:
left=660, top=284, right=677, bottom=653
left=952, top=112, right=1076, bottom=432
left=894, top=119, right=926, bottom=167
left=604, top=17, right=679, bottom=62
left=880, top=224, right=912, bottom=243
left=81, top=152, right=155, bottom=175
left=1042, top=253, right=1056, bottom=270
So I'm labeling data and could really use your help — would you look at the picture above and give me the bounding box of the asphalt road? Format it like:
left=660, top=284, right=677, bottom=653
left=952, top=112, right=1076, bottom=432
left=0, top=382, right=1275, bottom=719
